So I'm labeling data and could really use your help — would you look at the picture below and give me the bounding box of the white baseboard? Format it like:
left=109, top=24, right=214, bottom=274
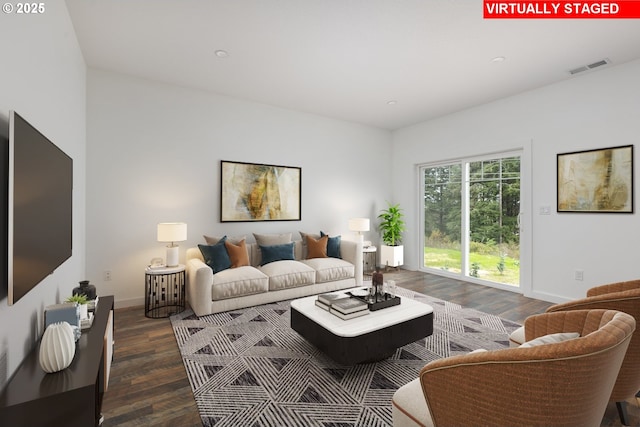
left=524, top=290, right=568, bottom=305
left=114, top=296, right=144, bottom=309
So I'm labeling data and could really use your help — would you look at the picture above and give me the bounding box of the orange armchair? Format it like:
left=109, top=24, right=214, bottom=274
left=393, top=309, right=635, bottom=427
left=509, top=279, right=640, bottom=424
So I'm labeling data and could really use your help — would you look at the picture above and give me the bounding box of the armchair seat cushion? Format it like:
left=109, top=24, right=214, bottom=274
left=392, top=378, right=434, bottom=427
left=509, top=325, right=525, bottom=347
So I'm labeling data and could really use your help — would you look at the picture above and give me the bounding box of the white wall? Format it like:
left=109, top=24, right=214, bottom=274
left=393, top=59, right=640, bottom=303
left=86, top=69, right=391, bottom=307
left=0, top=6, right=86, bottom=388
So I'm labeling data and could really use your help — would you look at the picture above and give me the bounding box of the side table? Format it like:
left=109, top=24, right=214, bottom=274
left=145, top=264, right=186, bottom=318
left=363, top=246, right=377, bottom=275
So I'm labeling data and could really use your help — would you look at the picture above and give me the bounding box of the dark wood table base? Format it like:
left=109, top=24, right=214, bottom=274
left=291, top=307, right=433, bottom=365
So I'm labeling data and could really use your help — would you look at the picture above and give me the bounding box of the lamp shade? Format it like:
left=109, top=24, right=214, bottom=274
left=157, top=222, right=187, bottom=243
left=348, top=218, right=370, bottom=232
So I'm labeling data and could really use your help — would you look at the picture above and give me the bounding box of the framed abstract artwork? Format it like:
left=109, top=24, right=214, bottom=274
left=557, top=145, right=634, bottom=213
left=220, top=160, right=302, bottom=222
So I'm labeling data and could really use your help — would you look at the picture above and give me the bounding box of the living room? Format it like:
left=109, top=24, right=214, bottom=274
left=1, top=1, right=640, bottom=425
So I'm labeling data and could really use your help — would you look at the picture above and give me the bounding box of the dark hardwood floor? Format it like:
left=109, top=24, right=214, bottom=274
left=102, top=270, right=639, bottom=426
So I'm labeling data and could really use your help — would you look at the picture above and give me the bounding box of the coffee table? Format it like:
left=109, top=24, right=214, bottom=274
left=290, top=288, right=433, bottom=365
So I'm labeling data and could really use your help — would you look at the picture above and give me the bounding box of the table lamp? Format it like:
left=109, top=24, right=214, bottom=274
left=348, top=218, right=370, bottom=247
left=157, top=222, right=187, bottom=267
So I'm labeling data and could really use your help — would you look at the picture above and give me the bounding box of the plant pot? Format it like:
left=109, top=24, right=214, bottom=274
left=381, top=245, right=403, bottom=267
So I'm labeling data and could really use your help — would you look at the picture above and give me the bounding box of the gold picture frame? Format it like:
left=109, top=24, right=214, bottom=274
left=557, top=145, right=634, bottom=213
left=220, top=160, right=302, bottom=222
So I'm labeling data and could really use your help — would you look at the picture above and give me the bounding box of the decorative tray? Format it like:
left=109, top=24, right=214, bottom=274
left=348, top=292, right=401, bottom=311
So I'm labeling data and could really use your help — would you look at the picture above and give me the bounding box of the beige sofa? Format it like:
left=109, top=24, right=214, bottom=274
left=186, top=236, right=363, bottom=316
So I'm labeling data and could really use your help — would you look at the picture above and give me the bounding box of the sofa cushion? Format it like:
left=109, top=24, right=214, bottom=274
left=299, top=231, right=321, bottom=258
left=253, top=232, right=292, bottom=246
left=260, top=242, right=295, bottom=265
left=225, top=239, right=250, bottom=268
left=204, top=234, right=246, bottom=245
left=299, top=231, right=321, bottom=242
left=254, top=233, right=293, bottom=265
left=320, top=231, right=342, bottom=259
left=307, top=235, right=328, bottom=259
left=211, top=266, right=269, bottom=300
left=198, top=239, right=231, bottom=273
left=302, top=258, right=354, bottom=283
left=259, top=260, right=316, bottom=291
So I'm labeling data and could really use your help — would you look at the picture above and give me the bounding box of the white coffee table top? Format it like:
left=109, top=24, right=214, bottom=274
left=290, top=287, right=433, bottom=338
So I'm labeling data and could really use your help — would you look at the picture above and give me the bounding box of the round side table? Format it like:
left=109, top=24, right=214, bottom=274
left=145, top=264, right=186, bottom=318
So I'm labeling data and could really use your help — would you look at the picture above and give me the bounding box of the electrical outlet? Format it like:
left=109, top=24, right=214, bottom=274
left=104, top=270, right=112, bottom=281
left=539, top=205, right=551, bottom=215
left=574, top=270, right=584, bottom=281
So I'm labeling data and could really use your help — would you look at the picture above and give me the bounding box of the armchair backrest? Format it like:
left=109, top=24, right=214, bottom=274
left=419, top=309, right=635, bottom=427
left=545, top=280, right=640, bottom=401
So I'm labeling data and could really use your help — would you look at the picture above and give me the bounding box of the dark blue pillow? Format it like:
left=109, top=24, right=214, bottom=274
left=321, top=231, right=342, bottom=259
left=260, top=242, right=295, bottom=265
left=198, top=237, right=231, bottom=273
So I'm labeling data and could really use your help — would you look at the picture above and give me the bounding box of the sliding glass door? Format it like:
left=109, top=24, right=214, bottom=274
left=422, top=152, right=521, bottom=287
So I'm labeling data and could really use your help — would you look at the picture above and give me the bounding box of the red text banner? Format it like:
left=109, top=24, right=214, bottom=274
left=484, top=1, right=640, bottom=18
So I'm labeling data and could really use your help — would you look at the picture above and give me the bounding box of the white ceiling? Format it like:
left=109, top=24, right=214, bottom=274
left=65, top=0, right=640, bottom=130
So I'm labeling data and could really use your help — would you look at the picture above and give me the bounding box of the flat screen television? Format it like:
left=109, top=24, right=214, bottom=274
left=7, top=111, right=73, bottom=305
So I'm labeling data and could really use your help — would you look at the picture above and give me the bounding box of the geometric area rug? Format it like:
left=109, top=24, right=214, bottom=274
left=170, top=286, right=522, bottom=427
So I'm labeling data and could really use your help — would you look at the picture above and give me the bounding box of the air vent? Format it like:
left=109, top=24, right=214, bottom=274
left=569, top=66, right=588, bottom=75
left=569, top=58, right=611, bottom=75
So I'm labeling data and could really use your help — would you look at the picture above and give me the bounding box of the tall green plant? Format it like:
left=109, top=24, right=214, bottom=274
left=378, top=202, right=406, bottom=246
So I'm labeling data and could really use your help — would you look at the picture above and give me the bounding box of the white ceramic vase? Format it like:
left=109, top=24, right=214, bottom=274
left=39, top=321, right=76, bottom=373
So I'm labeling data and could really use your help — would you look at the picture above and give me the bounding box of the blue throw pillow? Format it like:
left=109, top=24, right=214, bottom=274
left=321, top=231, right=342, bottom=259
left=198, top=237, right=231, bottom=273
left=260, top=242, right=295, bottom=265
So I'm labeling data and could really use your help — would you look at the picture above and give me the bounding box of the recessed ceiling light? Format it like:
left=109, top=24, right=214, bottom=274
left=491, top=56, right=506, bottom=63
left=215, top=50, right=229, bottom=58
left=387, top=100, right=397, bottom=106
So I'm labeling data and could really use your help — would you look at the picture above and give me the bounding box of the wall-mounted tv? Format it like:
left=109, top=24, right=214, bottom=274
left=7, top=111, right=73, bottom=305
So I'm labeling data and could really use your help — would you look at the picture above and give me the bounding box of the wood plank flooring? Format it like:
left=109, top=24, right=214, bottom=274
left=102, top=270, right=638, bottom=426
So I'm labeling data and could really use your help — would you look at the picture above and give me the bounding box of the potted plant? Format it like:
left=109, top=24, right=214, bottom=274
left=378, top=202, right=406, bottom=268
left=66, top=294, right=89, bottom=320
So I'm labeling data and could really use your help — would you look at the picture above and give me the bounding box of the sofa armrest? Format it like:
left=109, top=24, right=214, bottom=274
left=186, top=246, right=204, bottom=262
left=186, top=257, right=213, bottom=317
left=340, top=239, right=363, bottom=286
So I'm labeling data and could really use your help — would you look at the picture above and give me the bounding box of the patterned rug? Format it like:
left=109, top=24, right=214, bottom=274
left=170, top=287, right=521, bottom=427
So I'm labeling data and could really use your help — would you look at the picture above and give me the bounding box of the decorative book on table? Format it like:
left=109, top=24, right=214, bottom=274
left=315, top=299, right=331, bottom=311
left=330, top=297, right=369, bottom=314
left=330, top=307, right=370, bottom=320
left=317, top=293, right=350, bottom=306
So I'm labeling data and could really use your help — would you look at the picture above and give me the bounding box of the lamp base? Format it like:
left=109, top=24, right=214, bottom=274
left=166, top=245, right=179, bottom=267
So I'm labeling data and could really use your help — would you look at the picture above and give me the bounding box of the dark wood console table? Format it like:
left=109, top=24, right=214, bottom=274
left=0, top=295, right=114, bottom=427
